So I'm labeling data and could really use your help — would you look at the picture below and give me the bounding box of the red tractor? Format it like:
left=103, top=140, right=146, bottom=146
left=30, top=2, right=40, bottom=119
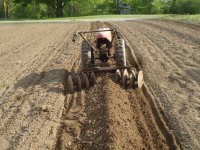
left=68, top=27, right=144, bottom=93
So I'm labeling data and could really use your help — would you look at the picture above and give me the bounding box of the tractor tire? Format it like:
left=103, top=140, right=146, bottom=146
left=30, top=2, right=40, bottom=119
left=81, top=41, right=91, bottom=68
left=115, top=39, right=126, bottom=66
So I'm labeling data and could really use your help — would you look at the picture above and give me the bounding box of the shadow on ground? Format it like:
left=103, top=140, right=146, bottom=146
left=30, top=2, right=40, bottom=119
left=14, top=69, right=69, bottom=94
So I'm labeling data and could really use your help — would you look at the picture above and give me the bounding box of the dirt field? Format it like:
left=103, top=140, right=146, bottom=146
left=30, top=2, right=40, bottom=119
left=0, top=20, right=199, bottom=149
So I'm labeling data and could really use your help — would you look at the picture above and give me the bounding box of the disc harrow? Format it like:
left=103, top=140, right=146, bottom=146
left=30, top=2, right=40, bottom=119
left=67, top=27, right=144, bottom=93
left=67, top=68, right=144, bottom=93
left=67, top=72, right=97, bottom=93
left=115, top=68, right=144, bottom=89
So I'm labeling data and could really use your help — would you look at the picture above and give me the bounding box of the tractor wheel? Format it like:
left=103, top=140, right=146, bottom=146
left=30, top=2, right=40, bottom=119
left=81, top=41, right=91, bottom=67
left=115, top=39, right=126, bottom=66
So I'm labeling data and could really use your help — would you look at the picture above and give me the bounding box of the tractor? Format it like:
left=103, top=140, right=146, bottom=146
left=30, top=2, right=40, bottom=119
left=67, top=27, right=144, bottom=93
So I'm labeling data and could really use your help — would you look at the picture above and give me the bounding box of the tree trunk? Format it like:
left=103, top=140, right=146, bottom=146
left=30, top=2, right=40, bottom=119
left=5, top=3, right=8, bottom=19
left=56, top=0, right=63, bottom=17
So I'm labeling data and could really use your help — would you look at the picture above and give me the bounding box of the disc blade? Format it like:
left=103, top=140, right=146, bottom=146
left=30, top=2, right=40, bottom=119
left=130, top=69, right=136, bottom=88
left=67, top=75, right=73, bottom=93
left=122, top=69, right=129, bottom=88
left=138, top=71, right=144, bottom=88
left=82, top=73, right=90, bottom=89
left=76, top=74, right=82, bottom=91
left=115, top=69, right=121, bottom=82
left=90, top=72, right=96, bottom=85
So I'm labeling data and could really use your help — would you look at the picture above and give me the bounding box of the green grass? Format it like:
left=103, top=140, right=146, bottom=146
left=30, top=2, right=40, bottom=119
left=61, top=14, right=155, bottom=19
left=0, top=14, right=200, bottom=24
left=28, top=14, right=157, bottom=21
left=156, top=14, right=200, bottom=23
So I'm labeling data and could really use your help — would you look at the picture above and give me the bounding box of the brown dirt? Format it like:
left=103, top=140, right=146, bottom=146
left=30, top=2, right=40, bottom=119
left=111, top=20, right=200, bottom=149
left=0, top=22, right=90, bottom=149
left=0, top=20, right=199, bottom=150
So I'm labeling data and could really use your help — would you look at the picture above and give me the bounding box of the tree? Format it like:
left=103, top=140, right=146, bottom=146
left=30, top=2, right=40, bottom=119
left=0, top=0, right=9, bottom=19
left=13, top=0, right=67, bottom=17
left=170, top=0, right=200, bottom=14
left=151, top=0, right=164, bottom=14
left=130, top=0, right=154, bottom=14
left=45, top=0, right=67, bottom=17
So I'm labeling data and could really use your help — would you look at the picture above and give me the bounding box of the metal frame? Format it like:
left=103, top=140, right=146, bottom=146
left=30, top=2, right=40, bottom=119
left=73, top=29, right=128, bottom=73
left=80, top=66, right=133, bottom=73
left=74, top=29, right=117, bottom=53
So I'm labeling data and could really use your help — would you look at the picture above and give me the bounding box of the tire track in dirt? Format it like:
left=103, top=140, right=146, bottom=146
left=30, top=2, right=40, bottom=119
left=149, top=19, right=200, bottom=35
left=138, top=20, right=200, bottom=45
left=0, top=23, right=90, bottom=149
left=54, top=21, right=111, bottom=150
left=107, top=22, right=179, bottom=149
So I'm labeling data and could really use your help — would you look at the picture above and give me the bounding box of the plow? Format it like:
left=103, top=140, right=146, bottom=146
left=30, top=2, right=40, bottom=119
left=67, top=27, right=144, bottom=93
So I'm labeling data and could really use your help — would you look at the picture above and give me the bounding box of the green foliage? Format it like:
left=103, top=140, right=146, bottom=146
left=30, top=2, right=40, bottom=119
left=0, top=0, right=4, bottom=18
left=151, top=0, right=164, bottom=14
left=130, top=0, right=154, bottom=14
left=64, top=0, right=115, bottom=17
left=162, top=0, right=173, bottom=14
left=0, top=0, right=200, bottom=19
left=171, top=0, right=200, bottom=14
left=12, top=2, right=47, bottom=18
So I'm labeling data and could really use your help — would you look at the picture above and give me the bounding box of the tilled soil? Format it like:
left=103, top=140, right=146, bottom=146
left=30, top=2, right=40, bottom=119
left=111, top=20, right=200, bottom=149
left=0, top=20, right=199, bottom=149
left=0, top=22, right=90, bottom=149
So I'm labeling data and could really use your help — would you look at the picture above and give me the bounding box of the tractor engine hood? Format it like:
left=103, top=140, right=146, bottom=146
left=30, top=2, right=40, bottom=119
left=96, top=27, right=112, bottom=42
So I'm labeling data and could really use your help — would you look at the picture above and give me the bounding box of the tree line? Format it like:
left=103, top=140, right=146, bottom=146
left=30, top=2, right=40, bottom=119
left=0, top=0, right=200, bottom=19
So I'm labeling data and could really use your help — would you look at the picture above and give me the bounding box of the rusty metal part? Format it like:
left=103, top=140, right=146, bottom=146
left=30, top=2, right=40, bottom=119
left=82, top=73, right=90, bottom=89
left=79, top=32, right=98, bottom=52
left=67, top=68, right=144, bottom=93
left=79, top=29, right=115, bottom=34
left=113, top=68, right=144, bottom=89
left=130, top=69, right=136, bottom=88
left=90, top=72, right=96, bottom=85
left=69, top=28, right=144, bottom=92
left=76, top=29, right=117, bottom=54
left=76, top=74, right=82, bottom=91
left=67, top=75, right=73, bottom=93
left=80, top=66, right=133, bottom=73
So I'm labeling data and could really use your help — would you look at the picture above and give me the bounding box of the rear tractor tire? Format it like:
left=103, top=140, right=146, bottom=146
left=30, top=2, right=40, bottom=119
left=115, top=39, right=126, bottom=66
left=81, top=41, right=91, bottom=68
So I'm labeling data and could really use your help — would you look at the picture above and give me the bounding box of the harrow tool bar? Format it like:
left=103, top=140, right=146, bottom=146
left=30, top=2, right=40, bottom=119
left=67, top=66, right=144, bottom=93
